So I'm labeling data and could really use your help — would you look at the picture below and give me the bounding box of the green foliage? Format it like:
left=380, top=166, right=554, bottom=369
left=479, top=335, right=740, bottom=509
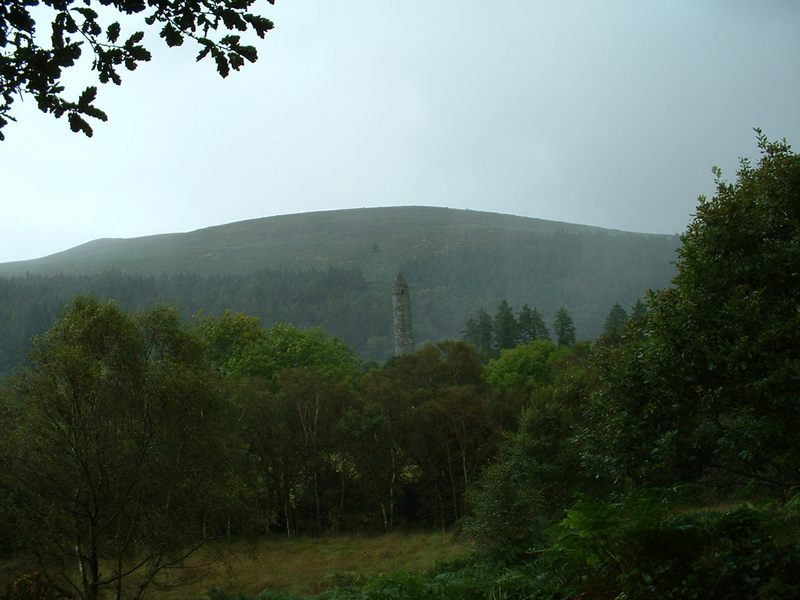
left=0, top=0, right=274, bottom=139
left=461, top=309, right=493, bottom=357
left=0, top=267, right=388, bottom=376
left=195, top=325, right=499, bottom=535
left=205, top=561, right=546, bottom=600
left=194, top=312, right=364, bottom=535
left=492, top=300, right=518, bottom=352
left=464, top=303, right=553, bottom=362
left=552, top=306, right=575, bottom=347
left=600, top=302, right=628, bottom=344
left=208, top=591, right=300, bottom=600
left=629, top=297, right=647, bottom=321
left=464, top=440, right=549, bottom=562
left=6, top=136, right=799, bottom=599
left=157, top=134, right=800, bottom=600
left=255, top=324, right=362, bottom=387
left=663, top=132, right=800, bottom=489
left=195, top=310, right=267, bottom=375
left=516, top=304, right=549, bottom=344
left=484, top=339, right=560, bottom=394
left=200, top=314, right=363, bottom=389
left=0, top=296, right=255, bottom=600
left=468, top=343, right=596, bottom=561
left=590, top=133, right=800, bottom=492
left=359, top=342, right=498, bottom=528
left=549, top=496, right=800, bottom=599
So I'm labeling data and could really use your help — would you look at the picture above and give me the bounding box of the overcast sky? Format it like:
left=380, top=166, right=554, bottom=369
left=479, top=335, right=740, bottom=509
left=1, top=1, right=798, bottom=262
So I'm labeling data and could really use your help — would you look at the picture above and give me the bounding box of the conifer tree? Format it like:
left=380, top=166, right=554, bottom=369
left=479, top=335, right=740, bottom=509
left=463, top=309, right=494, bottom=356
left=517, top=304, right=550, bottom=343
left=517, top=304, right=535, bottom=344
left=553, top=306, right=576, bottom=347
left=493, top=300, right=518, bottom=351
left=630, top=298, right=647, bottom=321
left=602, top=303, right=629, bottom=342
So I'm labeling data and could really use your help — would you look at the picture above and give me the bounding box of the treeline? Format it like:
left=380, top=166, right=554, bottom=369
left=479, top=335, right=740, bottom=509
left=462, top=300, right=642, bottom=358
left=0, top=267, right=653, bottom=378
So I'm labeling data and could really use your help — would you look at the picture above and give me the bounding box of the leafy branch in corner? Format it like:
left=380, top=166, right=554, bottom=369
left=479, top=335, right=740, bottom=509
left=0, top=0, right=275, bottom=139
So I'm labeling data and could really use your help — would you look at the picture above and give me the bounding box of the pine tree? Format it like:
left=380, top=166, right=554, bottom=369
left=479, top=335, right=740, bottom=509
left=518, top=304, right=550, bottom=343
left=602, top=303, right=629, bottom=342
left=463, top=315, right=480, bottom=347
left=630, top=298, right=647, bottom=321
left=463, top=309, right=494, bottom=356
left=517, top=304, right=534, bottom=344
left=493, top=300, right=518, bottom=351
left=553, top=306, right=576, bottom=347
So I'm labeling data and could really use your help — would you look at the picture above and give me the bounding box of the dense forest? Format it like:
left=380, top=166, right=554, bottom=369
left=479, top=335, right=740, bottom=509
left=0, top=268, right=389, bottom=376
left=1, top=136, right=799, bottom=599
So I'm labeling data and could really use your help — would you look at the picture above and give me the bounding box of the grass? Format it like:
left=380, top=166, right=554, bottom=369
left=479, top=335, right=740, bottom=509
left=0, top=531, right=469, bottom=599
left=162, top=531, right=468, bottom=598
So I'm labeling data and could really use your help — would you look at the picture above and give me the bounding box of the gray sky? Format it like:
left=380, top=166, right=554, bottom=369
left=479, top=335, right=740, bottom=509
left=1, top=0, right=798, bottom=262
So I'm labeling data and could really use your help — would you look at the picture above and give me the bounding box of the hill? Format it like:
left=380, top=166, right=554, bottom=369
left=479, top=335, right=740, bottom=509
left=0, top=206, right=673, bottom=278
left=0, top=207, right=679, bottom=371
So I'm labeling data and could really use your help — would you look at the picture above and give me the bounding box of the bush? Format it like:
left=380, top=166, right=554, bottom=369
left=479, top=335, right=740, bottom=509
left=2, top=572, right=66, bottom=600
left=547, top=494, right=800, bottom=599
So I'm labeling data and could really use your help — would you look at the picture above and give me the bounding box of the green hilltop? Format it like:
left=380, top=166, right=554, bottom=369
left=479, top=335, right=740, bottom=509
left=0, top=206, right=675, bottom=279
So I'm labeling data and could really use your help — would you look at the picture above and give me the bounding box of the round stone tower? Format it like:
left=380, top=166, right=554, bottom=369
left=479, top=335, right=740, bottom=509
left=392, top=272, right=414, bottom=356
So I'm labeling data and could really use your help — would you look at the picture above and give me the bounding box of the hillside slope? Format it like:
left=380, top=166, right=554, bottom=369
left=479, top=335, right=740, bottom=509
left=0, top=207, right=680, bottom=369
left=0, top=206, right=675, bottom=280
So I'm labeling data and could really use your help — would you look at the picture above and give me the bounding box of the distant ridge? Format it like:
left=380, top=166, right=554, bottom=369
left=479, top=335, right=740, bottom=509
left=0, top=206, right=673, bottom=282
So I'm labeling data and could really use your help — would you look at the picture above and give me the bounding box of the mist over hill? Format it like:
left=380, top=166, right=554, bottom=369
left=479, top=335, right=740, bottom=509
left=0, top=207, right=679, bottom=372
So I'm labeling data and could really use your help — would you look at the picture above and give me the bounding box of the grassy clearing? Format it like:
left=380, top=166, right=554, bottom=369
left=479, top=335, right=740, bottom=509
left=1, top=531, right=468, bottom=599
left=163, top=531, right=468, bottom=598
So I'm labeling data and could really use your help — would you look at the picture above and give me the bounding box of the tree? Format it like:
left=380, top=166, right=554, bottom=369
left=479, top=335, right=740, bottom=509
left=517, top=304, right=550, bottom=343
left=0, top=296, right=253, bottom=599
left=467, top=343, right=596, bottom=561
left=484, top=339, right=560, bottom=395
left=230, top=322, right=362, bottom=387
left=629, top=298, right=647, bottom=321
left=356, top=368, right=417, bottom=530
left=0, top=0, right=275, bottom=139
left=462, top=308, right=494, bottom=357
left=419, top=382, right=495, bottom=522
left=590, top=132, right=800, bottom=491
left=264, top=367, right=357, bottom=534
left=662, top=132, right=800, bottom=489
left=492, top=300, right=518, bottom=352
left=600, top=303, right=628, bottom=344
left=336, top=396, right=398, bottom=531
left=363, top=341, right=496, bottom=528
left=195, top=318, right=363, bottom=535
left=553, top=306, right=575, bottom=347
left=194, top=309, right=267, bottom=375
